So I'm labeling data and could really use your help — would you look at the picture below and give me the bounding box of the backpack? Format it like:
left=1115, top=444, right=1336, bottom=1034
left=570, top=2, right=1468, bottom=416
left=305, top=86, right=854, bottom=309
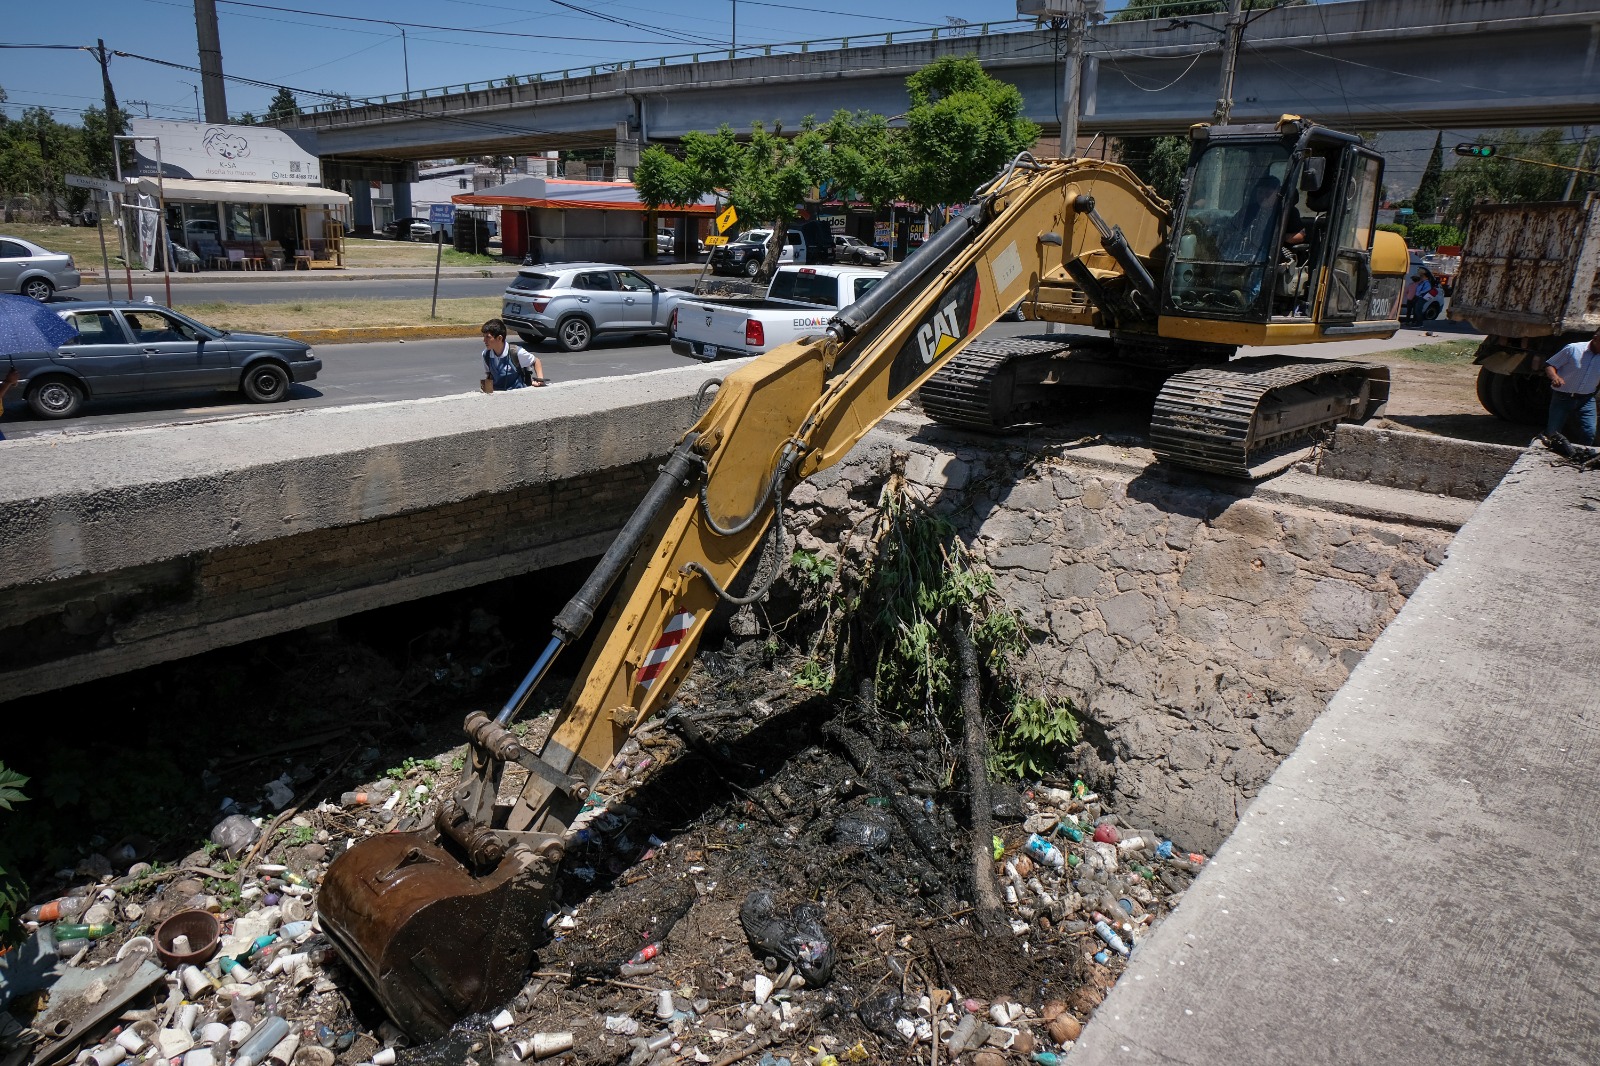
left=483, top=344, right=530, bottom=391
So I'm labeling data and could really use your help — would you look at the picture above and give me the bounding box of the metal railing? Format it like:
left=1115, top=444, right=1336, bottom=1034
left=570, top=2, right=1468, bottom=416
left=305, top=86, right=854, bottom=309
left=305, top=18, right=1036, bottom=116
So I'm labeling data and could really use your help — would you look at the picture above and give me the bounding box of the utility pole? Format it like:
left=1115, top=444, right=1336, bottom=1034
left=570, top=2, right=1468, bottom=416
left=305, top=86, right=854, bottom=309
left=194, top=0, right=228, bottom=122
left=1213, top=0, right=1246, bottom=126
left=183, top=82, right=201, bottom=121
left=731, top=1, right=738, bottom=53
left=91, top=39, right=134, bottom=288
left=1021, top=1, right=1091, bottom=159
left=1565, top=126, right=1593, bottom=200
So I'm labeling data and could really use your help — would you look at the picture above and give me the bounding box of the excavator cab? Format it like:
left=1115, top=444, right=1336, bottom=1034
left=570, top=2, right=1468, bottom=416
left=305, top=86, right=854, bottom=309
left=1163, top=118, right=1406, bottom=343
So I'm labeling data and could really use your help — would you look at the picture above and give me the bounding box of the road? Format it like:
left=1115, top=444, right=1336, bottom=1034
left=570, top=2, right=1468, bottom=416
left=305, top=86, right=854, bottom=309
left=0, top=318, right=1478, bottom=441
left=0, top=333, right=688, bottom=439
left=66, top=268, right=710, bottom=307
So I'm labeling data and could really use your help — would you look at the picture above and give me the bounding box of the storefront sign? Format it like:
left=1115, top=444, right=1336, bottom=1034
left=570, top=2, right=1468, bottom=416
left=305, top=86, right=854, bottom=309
left=130, top=120, right=322, bottom=185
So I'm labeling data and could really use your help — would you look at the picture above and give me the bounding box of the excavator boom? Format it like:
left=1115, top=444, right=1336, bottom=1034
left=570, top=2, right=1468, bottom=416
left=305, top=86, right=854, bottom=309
left=317, top=143, right=1386, bottom=1035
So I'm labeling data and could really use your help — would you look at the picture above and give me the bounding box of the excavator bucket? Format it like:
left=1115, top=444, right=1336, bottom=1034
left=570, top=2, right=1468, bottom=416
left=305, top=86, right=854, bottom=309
left=317, top=828, right=554, bottom=1040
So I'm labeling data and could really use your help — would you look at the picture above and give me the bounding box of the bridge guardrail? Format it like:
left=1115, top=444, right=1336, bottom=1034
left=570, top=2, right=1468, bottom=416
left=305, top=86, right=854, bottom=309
left=305, top=19, right=1036, bottom=116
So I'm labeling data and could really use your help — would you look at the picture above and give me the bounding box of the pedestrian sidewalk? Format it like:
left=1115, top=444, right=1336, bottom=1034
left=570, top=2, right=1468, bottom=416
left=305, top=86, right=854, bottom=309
left=81, top=261, right=713, bottom=286
left=1068, top=445, right=1600, bottom=1066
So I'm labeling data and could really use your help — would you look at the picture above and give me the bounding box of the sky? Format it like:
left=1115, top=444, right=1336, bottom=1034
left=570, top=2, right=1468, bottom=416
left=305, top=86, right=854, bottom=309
left=3, top=0, right=1037, bottom=121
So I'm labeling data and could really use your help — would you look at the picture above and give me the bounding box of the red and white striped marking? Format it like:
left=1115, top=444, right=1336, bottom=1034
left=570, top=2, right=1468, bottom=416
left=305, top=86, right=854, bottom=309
left=636, top=610, right=695, bottom=688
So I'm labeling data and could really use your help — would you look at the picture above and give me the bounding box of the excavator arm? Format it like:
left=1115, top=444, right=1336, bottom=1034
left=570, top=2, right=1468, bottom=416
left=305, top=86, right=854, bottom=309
left=317, top=155, right=1170, bottom=1038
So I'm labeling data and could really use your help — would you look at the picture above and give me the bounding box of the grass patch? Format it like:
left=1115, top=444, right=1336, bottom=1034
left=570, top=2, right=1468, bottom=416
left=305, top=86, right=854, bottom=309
left=341, top=238, right=502, bottom=269
left=1383, top=339, right=1480, bottom=365
left=1, top=222, right=118, bottom=265
left=182, top=295, right=503, bottom=333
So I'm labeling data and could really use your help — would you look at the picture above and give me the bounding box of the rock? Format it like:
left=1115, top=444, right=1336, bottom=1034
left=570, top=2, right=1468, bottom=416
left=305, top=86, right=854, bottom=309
left=1179, top=538, right=1296, bottom=606
left=1301, top=578, right=1385, bottom=639
left=989, top=543, right=1054, bottom=573
left=1331, top=544, right=1387, bottom=577
left=974, top=1053, right=1006, bottom=1066
left=1044, top=562, right=1103, bottom=600
left=1048, top=1015, right=1082, bottom=1043
left=1000, top=480, right=1057, bottom=512
left=904, top=451, right=969, bottom=490
left=1098, top=592, right=1160, bottom=644
left=1166, top=732, right=1212, bottom=772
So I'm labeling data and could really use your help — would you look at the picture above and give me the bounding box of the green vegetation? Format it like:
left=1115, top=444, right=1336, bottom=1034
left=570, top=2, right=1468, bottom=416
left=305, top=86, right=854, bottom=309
left=788, top=479, right=1079, bottom=781
left=386, top=756, right=440, bottom=781
left=1384, top=339, right=1479, bottom=365
left=635, top=57, right=1038, bottom=279
left=1115, top=135, right=1189, bottom=203
left=0, top=764, right=30, bottom=949
left=1444, top=128, right=1595, bottom=227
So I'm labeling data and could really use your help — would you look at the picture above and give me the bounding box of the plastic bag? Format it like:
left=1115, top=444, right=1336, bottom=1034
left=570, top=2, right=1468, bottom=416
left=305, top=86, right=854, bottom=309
left=739, top=890, right=836, bottom=986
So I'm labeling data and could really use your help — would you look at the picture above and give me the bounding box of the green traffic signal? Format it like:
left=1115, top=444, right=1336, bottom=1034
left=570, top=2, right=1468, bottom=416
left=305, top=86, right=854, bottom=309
left=1454, top=143, right=1496, bottom=158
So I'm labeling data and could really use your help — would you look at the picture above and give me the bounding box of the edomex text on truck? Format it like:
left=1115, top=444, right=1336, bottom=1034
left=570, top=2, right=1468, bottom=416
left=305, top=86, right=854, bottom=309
left=317, top=117, right=1407, bottom=1038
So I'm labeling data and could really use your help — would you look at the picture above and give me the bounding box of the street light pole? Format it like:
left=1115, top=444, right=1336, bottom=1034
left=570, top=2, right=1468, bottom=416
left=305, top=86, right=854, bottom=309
left=379, top=22, right=411, bottom=96
left=183, top=81, right=201, bottom=121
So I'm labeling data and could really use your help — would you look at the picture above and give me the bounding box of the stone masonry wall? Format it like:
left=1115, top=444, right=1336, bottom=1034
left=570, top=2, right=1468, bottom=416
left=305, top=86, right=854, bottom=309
left=784, top=432, right=1454, bottom=854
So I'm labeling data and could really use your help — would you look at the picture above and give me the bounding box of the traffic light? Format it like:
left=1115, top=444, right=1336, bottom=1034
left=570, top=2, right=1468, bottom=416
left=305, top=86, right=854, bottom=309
left=1454, top=144, right=1496, bottom=158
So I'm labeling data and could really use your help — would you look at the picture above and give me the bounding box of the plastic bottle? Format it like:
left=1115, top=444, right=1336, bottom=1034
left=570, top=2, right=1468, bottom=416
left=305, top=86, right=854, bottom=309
left=1056, top=822, right=1085, bottom=843
left=340, top=786, right=392, bottom=807
left=1093, top=920, right=1131, bottom=957
left=628, top=942, right=662, bottom=964
left=1023, top=834, right=1065, bottom=871
left=233, top=1017, right=291, bottom=1066
left=54, top=922, right=115, bottom=941
left=23, top=897, right=89, bottom=923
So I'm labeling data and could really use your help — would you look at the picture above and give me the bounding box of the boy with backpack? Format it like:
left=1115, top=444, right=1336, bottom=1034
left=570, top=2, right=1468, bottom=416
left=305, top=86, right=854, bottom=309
left=479, top=318, right=546, bottom=392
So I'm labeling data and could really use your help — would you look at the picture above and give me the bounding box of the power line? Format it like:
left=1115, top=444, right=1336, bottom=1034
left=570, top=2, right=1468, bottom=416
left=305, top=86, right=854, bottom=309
left=212, top=0, right=706, bottom=46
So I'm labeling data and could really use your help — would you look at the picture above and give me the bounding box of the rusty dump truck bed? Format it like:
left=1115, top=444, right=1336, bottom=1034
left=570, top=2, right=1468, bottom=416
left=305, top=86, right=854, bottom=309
left=1448, top=194, right=1600, bottom=339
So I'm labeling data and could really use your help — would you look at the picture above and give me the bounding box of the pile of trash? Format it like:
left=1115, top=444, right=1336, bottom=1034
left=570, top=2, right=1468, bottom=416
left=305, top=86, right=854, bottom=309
left=1, top=641, right=1206, bottom=1066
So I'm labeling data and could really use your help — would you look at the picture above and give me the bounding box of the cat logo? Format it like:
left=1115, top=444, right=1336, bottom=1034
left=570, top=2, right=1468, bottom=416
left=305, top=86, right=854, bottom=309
left=916, top=299, right=965, bottom=364
left=887, top=266, right=981, bottom=397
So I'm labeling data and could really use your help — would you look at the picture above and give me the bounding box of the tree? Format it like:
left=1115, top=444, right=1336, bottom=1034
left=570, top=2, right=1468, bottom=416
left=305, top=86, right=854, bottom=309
left=0, top=106, right=87, bottom=221
left=1413, top=132, right=1444, bottom=220
left=1444, top=128, right=1588, bottom=226
left=265, top=87, right=300, bottom=123
left=898, top=56, right=1039, bottom=215
left=1114, top=134, right=1189, bottom=202
left=637, top=119, right=829, bottom=280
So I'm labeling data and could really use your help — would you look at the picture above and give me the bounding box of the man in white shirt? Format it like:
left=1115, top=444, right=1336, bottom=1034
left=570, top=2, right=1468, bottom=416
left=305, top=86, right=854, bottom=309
left=1544, top=328, right=1600, bottom=444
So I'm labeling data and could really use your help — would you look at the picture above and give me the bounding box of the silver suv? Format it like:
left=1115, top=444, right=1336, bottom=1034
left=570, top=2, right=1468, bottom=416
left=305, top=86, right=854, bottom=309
left=500, top=263, right=684, bottom=352
left=0, top=235, right=82, bottom=301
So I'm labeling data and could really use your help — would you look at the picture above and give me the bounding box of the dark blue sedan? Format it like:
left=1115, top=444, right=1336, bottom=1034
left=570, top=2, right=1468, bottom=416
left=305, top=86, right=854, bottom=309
left=11, top=303, right=322, bottom=419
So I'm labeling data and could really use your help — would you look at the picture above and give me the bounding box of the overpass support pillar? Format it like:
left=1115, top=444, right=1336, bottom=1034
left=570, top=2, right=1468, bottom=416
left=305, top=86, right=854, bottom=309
left=351, top=181, right=374, bottom=235
left=615, top=120, right=639, bottom=182
left=393, top=181, right=413, bottom=224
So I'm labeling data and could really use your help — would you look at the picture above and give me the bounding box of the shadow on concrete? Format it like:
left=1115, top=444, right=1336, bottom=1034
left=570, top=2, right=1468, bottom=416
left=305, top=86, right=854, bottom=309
left=1378, top=412, right=1534, bottom=448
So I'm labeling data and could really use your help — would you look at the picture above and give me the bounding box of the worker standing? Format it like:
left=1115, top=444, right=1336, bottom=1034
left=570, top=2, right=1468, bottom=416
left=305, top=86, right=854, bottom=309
left=1544, top=328, right=1600, bottom=445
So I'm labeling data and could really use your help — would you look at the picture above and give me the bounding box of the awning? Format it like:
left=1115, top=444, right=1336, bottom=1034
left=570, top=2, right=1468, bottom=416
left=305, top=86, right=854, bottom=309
left=454, top=176, right=717, bottom=215
left=132, top=177, right=351, bottom=207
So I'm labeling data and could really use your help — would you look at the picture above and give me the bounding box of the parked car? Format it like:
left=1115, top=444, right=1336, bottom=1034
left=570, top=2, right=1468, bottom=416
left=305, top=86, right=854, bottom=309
left=9, top=303, right=321, bottom=419
left=709, top=220, right=836, bottom=276
left=833, top=234, right=887, bottom=265
left=500, top=263, right=685, bottom=352
left=0, top=235, right=83, bottom=301
left=657, top=230, right=676, bottom=255
left=385, top=216, right=434, bottom=241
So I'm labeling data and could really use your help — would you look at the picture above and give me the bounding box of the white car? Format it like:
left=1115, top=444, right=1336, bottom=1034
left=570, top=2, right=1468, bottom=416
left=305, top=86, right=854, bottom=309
left=0, top=235, right=83, bottom=301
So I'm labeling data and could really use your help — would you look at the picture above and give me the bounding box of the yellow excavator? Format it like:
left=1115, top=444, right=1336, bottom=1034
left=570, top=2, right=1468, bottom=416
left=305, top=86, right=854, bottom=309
left=318, top=116, right=1408, bottom=1038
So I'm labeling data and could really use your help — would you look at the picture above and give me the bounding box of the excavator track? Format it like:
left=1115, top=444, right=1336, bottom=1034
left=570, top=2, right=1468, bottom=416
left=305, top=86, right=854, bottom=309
left=918, top=335, right=1121, bottom=430
left=1150, top=357, right=1389, bottom=478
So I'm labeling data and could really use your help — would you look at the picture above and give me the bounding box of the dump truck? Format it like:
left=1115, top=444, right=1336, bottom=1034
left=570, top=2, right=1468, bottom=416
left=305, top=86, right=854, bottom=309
left=317, top=117, right=1409, bottom=1039
left=1448, top=194, right=1600, bottom=423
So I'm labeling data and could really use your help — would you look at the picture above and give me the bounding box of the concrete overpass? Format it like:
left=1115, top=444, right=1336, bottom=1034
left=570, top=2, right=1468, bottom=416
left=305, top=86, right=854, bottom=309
left=287, top=0, right=1600, bottom=179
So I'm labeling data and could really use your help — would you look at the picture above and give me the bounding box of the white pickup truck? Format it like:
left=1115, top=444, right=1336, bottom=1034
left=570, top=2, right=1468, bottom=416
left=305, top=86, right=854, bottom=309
left=669, top=264, right=888, bottom=361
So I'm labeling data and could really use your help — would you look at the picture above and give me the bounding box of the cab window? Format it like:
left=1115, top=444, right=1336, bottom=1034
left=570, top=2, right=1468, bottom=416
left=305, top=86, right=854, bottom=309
left=1169, top=140, right=1294, bottom=319
left=615, top=270, right=652, bottom=292
left=61, top=311, right=126, bottom=345
left=574, top=272, right=613, bottom=291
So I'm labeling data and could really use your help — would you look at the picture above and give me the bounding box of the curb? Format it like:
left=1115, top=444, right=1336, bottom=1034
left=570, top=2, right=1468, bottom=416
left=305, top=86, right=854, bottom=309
left=279, top=324, right=474, bottom=344
left=80, top=263, right=713, bottom=286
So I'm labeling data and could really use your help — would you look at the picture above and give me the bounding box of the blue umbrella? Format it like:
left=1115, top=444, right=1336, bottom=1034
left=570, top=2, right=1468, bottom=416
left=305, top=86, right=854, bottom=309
left=0, top=293, right=79, bottom=361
